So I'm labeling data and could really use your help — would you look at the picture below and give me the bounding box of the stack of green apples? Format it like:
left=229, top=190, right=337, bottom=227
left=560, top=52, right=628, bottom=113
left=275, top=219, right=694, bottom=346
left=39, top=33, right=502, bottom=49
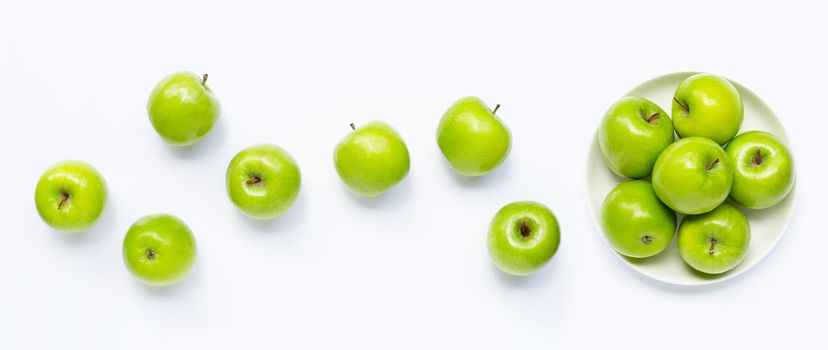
left=598, top=73, right=795, bottom=275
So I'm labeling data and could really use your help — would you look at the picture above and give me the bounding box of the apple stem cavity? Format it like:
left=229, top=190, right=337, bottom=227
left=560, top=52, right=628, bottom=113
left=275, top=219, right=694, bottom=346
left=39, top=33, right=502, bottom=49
left=492, top=104, right=501, bottom=114
left=673, top=97, right=689, bottom=113
left=708, top=238, right=718, bottom=255
left=519, top=221, right=532, bottom=239
left=644, top=112, right=660, bottom=123
left=57, top=190, right=70, bottom=210
left=641, top=235, right=653, bottom=244
left=349, top=123, right=356, bottom=131
left=202, top=73, right=209, bottom=86
left=247, top=174, right=262, bottom=186
left=752, top=149, right=765, bottom=166
left=706, top=158, right=720, bottom=171
left=146, top=248, right=157, bottom=260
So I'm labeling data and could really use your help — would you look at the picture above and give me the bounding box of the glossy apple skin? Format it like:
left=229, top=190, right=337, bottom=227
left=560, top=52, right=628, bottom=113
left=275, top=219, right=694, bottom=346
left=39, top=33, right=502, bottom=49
left=652, top=137, right=733, bottom=214
left=488, top=201, right=560, bottom=276
left=599, top=96, right=674, bottom=178
left=725, top=131, right=795, bottom=209
left=34, top=160, right=107, bottom=233
left=437, top=96, right=511, bottom=176
left=601, top=180, right=676, bottom=258
left=334, top=121, right=410, bottom=196
left=147, top=71, right=221, bottom=146
left=123, top=214, right=197, bottom=286
left=226, top=144, right=301, bottom=219
left=672, top=73, right=743, bottom=145
left=678, top=202, right=750, bottom=274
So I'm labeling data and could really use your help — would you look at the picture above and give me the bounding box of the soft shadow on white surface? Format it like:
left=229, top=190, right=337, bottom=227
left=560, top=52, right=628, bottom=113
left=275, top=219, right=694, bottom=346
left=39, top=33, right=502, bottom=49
left=56, top=199, right=120, bottom=246
left=135, top=257, right=203, bottom=297
left=490, top=257, right=560, bottom=290
left=440, top=157, right=513, bottom=189
left=236, top=194, right=307, bottom=233
left=342, top=175, right=413, bottom=209
left=163, top=118, right=228, bottom=160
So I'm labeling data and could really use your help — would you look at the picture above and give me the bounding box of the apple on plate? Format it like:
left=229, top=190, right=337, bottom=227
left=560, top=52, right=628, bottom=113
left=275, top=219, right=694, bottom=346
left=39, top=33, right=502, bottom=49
left=226, top=144, right=301, bottom=219
left=334, top=121, right=410, bottom=196
left=599, top=96, right=674, bottom=178
left=34, top=160, right=107, bottom=233
left=123, top=214, right=197, bottom=286
left=147, top=71, right=221, bottom=146
left=488, top=201, right=560, bottom=276
left=437, top=96, right=511, bottom=177
left=601, top=180, right=676, bottom=258
left=678, top=202, right=750, bottom=274
left=725, top=131, right=795, bottom=209
left=652, top=137, right=733, bottom=214
left=672, top=73, right=743, bottom=145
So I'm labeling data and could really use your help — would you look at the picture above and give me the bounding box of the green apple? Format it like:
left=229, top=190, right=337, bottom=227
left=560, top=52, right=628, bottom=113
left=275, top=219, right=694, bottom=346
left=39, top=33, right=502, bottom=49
left=725, top=131, right=795, bottom=209
left=34, top=160, right=107, bottom=233
left=147, top=71, right=221, bottom=146
left=598, top=96, right=674, bottom=178
left=437, top=96, right=511, bottom=176
left=226, top=144, right=301, bottom=219
left=334, top=121, right=410, bottom=196
left=672, top=73, right=743, bottom=145
left=123, top=214, right=197, bottom=286
left=677, top=202, right=750, bottom=274
left=487, top=201, right=560, bottom=276
left=601, top=180, right=676, bottom=258
left=652, top=137, right=733, bottom=214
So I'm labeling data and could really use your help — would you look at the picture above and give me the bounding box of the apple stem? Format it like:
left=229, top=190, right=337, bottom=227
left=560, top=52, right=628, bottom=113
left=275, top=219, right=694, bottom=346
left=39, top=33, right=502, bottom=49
left=706, top=158, right=720, bottom=171
left=349, top=123, right=356, bottom=131
left=146, top=248, right=157, bottom=260
left=492, top=104, right=501, bottom=114
left=708, top=238, right=718, bottom=255
left=673, top=97, right=689, bottom=113
left=57, top=190, right=70, bottom=210
left=753, top=149, right=765, bottom=166
left=641, top=235, right=653, bottom=244
left=247, top=174, right=262, bottom=185
left=645, top=112, right=660, bottom=123
left=202, top=73, right=208, bottom=86
left=519, top=221, right=532, bottom=238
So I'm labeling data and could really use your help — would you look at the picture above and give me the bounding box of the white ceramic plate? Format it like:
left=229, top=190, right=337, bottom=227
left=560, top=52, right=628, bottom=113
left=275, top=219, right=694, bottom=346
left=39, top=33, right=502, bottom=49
left=586, top=72, right=797, bottom=286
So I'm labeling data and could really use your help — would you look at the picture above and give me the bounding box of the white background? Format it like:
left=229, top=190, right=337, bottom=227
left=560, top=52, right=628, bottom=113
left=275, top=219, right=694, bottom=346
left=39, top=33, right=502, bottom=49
left=0, top=0, right=825, bottom=349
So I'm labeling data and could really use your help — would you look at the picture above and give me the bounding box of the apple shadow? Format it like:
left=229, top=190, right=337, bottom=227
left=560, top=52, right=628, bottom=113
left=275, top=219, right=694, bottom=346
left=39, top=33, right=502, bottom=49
left=622, top=259, right=748, bottom=294
left=56, top=198, right=120, bottom=246
left=236, top=193, right=307, bottom=233
left=136, top=255, right=203, bottom=297
left=342, top=175, right=413, bottom=209
left=441, top=157, right=512, bottom=189
left=491, top=257, right=560, bottom=290
left=164, top=117, right=227, bottom=160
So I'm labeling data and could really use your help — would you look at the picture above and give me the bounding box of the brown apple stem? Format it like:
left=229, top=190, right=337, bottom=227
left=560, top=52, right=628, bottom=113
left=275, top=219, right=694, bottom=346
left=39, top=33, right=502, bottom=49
left=645, top=112, right=660, bottom=123
left=753, top=149, right=765, bottom=166
left=519, top=221, right=532, bottom=238
left=706, top=158, right=720, bottom=171
left=708, top=238, right=718, bottom=255
left=247, top=174, right=262, bottom=185
left=349, top=123, right=356, bottom=131
left=202, top=73, right=209, bottom=86
left=57, top=190, right=70, bottom=210
left=673, top=97, right=688, bottom=113
left=492, top=104, right=501, bottom=114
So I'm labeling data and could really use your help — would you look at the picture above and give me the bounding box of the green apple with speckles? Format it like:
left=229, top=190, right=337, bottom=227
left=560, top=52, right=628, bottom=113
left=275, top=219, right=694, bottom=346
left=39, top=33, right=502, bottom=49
left=437, top=96, right=511, bottom=176
left=34, top=160, right=107, bottom=233
left=147, top=71, right=221, bottom=146
left=725, top=131, right=795, bottom=209
left=599, top=96, right=674, bottom=178
left=226, top=144, right=301, bottom=219
left=652, top=137, right=733, bottom=214
left=678, top=202, right=750, bottom=274
left=488, top=201, right=560, bottom=276
left=672, top=73, right=743, bottom=145
left=334, top=121, right=410, bottom=196
left=601, top=180, right=676, bottom=258
left=123, top=214, right=197, bottom=286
